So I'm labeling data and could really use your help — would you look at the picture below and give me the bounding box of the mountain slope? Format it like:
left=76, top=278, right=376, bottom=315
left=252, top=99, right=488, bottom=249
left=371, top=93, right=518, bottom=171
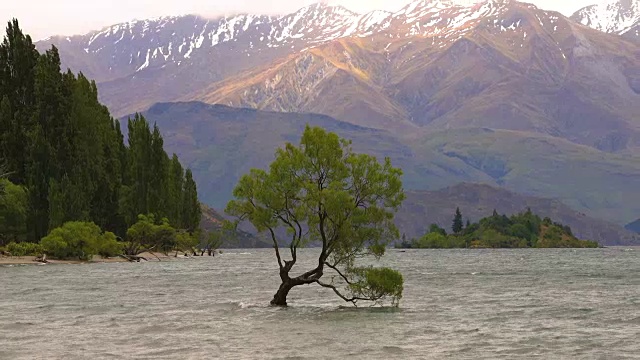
left=399, top=183, right=640, bottom=245
left=131, top=102, right=640, bottom=227
left=40, top=0, right=640, bottom=136
left=571, top=0, right=640, bottom=40
left=36, top=3, right=399, bottom=116
left=188, top=0, right=640, bottom=151
left=408, top=127, right=640, bottom=223
left=626, top=218, right=640, bottom=233
left=199, top=204, right=270, bottom=248
left=135, top=102, right=414, bottom=208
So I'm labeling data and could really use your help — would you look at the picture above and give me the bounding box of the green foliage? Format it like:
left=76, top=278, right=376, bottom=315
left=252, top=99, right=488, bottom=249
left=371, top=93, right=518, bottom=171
left=226, top=125, right=405, bottom=306
left=348, top=267, right=404, bottom=307
left=181, top=169, right=201, bottom=232
left=176, top=231, right=199, bottom=252
left=429, top=224, right=447, bottom=236
left=452, top=207, right=463, bottom=234
left=0, top=20, right=199, bottom=242
left=408, top=209, right=598, bottom=249
left=415, top=232, right=450, bottom=249
left=0, top=179, right=28, bottom=244
left=125, top=214, right=177, bottom=255
left=97, top=231, right=123, bottom=258
left=205, top=230, right=225, bottom=251
left=40, top=221, right=119, bottom=260
left=477, top=229, right=527, bottom=248
left=6, top=241, right=43, bottom=256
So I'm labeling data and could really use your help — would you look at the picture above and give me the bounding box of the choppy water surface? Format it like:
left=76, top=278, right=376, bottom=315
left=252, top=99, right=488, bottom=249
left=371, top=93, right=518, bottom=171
left=1, top=248, right=639, bottom=359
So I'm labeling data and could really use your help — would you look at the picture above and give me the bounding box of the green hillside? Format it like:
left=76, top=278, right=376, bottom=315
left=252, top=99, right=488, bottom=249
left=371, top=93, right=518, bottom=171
left=136, top=102, right=640, bottom=233
left=139, top=102, right=413, bottom=208
left=409, top=128, right=640, bottom=225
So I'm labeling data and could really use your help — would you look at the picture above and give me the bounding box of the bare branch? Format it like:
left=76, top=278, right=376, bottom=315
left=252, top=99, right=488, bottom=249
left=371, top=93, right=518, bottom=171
left=267, top=227, right=284, bottom=270
left=324, top=262, right=353, bottom=285
left=315, top=280, right=373, bottom=305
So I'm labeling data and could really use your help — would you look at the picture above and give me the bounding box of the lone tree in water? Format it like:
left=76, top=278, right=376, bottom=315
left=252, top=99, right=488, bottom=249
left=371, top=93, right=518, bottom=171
left=226, top=126, right=405, bottom=307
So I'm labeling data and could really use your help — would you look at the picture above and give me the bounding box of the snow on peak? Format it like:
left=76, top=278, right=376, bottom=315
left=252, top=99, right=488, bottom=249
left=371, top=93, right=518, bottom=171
left=572, top=0, right=640, bottom=35
left=44, top=0, right=540, bottom=74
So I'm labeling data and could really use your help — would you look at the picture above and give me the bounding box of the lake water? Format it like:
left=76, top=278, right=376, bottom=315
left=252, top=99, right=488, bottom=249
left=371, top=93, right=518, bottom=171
left=1, top=248, right=639, bottom=359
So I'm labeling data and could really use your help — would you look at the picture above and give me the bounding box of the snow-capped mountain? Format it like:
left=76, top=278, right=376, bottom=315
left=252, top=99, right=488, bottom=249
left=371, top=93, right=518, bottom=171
left=36, top=0, right=639, bottom=119
left=571, top=0, right=640, bottom=39
left=39, top=0, right=533, bottom=115
left=41, top=1, right=519, bottom=83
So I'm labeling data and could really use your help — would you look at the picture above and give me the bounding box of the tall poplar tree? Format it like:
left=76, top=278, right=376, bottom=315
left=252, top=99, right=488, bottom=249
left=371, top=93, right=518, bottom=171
left=182, top=169, right=200, bottom=232
left=0, top=20, right=201, bottom=241
left=452, top=207, right=463, bottom=234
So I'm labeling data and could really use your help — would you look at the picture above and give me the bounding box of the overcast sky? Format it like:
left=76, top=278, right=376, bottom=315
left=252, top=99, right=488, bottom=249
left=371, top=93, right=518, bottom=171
left=3, top=0, right=597, bottom=40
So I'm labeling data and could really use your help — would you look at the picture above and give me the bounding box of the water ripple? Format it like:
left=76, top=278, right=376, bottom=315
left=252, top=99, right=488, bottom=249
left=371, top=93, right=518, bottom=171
left=1, top=248, right=639, bottom=359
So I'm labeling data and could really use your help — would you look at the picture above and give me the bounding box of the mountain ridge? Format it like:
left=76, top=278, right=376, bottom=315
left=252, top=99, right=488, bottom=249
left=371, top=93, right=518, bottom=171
left=626, top=218, right=640, bottom=233
left=571, top=0, right=640, bottom=40
left=36, top=0, right=598, bottom=117
left=185, top=1, right=640, bottom=150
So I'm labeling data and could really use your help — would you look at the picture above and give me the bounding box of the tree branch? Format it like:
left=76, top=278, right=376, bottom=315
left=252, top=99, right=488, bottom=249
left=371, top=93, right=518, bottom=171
left=267, top=227, right=284, bottom=270
left=324, top=262, right=353, bottom=285
left=315, top=280, right=371, bottom=305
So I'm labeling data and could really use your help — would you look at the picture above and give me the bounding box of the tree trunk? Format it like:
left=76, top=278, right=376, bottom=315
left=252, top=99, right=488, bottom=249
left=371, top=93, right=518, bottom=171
left=270, top=281, right=295, bottom=307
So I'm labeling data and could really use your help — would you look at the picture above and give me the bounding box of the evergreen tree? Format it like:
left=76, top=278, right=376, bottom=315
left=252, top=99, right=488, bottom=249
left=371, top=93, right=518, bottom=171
left=0, top=20, right=200, bottom=241
left=127, top=114, right=152, bottom=216
left=148, top=124, right=168, bottom=217
left=452, top=207, right=463, bottom=234
left=0, top=19, right=39, bottom=184
left=168, top=154, right=184, bottom=227
left=26, top=125, right=51, bottom=240
left=182, top=169, right=200, bottom=232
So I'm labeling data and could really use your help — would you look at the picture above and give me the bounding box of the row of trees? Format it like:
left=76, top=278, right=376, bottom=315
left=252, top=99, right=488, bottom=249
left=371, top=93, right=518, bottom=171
left=0, top=20, right=200, bottom=245
left=401, top=208, right=598, bottom=249
left=3, top=215, right=223, bottom=260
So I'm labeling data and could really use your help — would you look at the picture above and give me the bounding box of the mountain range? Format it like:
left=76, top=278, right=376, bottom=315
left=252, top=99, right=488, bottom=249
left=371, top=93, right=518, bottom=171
left=32, top=0, right=640, bottom=242
left=37, top=1, right=640, bottom=140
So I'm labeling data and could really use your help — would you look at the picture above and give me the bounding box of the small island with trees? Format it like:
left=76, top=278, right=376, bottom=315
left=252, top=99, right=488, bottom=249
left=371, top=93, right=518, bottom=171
left=398, top=208, right=599, bottom=249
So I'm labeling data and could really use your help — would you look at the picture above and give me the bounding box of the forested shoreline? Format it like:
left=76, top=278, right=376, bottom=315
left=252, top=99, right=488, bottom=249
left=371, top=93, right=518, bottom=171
left=0, top=20, right=202, bottom=259
left=398, top=208, right=599, bottom=249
